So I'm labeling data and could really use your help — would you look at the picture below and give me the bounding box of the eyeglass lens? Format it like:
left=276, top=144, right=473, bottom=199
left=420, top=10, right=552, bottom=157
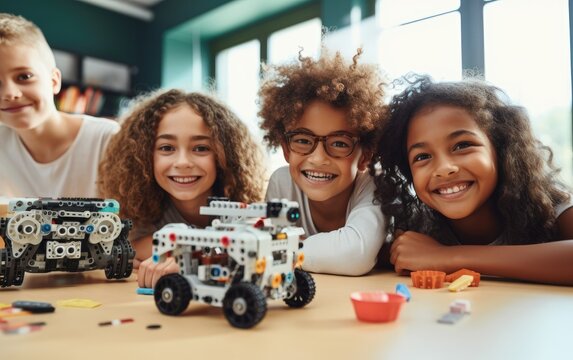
left=288, top=133, right=356, bottom=157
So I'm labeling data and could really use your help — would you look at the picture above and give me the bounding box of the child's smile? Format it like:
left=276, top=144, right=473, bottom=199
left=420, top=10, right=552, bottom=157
left=302, top=170, right=337, bottom=183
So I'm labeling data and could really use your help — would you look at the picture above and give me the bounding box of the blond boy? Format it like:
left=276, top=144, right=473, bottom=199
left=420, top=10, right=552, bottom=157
left=0, top=13, right=119, bottom=197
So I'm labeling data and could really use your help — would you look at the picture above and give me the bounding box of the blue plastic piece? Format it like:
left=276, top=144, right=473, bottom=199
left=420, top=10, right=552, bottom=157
left=85, top=224, right=95, bottom=234
left=395, top=283, right=411, bottom=302
left=41, top=224, right=52, bottom=233
left=137, top=287, right=154, bottom=295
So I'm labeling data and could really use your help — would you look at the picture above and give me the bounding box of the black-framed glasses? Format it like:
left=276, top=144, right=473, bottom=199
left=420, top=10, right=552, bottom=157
left=284, top=131, right=360, bottom=158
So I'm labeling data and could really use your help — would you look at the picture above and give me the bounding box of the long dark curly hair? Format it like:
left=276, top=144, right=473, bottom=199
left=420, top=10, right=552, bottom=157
left=258, top=48, right=387, bottom=153
left=98, top=89, right=266, bottom=225
left=370, top=74, right=570, bottom=244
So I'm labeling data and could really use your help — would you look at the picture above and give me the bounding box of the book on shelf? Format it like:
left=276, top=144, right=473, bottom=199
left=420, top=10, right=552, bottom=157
left=56, top=86, right=106, bottom=116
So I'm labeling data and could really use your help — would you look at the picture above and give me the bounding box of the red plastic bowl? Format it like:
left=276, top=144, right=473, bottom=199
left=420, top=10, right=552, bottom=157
left=350, top=291, right=406, bottom=323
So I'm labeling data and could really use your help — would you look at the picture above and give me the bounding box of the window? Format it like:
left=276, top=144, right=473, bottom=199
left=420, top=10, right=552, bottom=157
left=216, top=39, right=261, bottom=144
left=484, top=0, right=572, bottom=184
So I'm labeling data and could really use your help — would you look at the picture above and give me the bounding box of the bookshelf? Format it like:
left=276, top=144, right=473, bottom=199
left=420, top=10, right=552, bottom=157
left=53, top=50, right=134, bottom=118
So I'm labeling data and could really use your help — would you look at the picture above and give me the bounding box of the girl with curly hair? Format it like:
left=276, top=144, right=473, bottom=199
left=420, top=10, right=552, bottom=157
left=372, top=74, right=573, bottom=285
left=99, top=89, right=266, bottom=287
left=259, top=48, right=388, bottom=276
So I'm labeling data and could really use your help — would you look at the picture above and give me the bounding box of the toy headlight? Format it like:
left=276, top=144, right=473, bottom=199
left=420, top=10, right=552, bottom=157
left=286, top=208, right=300, bottom=223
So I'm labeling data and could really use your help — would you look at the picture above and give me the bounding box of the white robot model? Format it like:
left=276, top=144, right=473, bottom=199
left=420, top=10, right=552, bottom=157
left=152, top=198, right=316, bottom=328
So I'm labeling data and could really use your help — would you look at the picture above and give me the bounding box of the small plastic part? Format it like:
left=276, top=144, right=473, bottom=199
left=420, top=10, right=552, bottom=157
left=350, top=291, right=405, bottom=323
left=437, top=312, right=465, bottom=324
left=410, top=270, right=446, bottom=289
left=146, top=324, right=162, bottom=330
left=57, top=298, right=102, bottom=308
left=98, top=318, right=134, bottom=326
left=450, top=299, right=471, bottom=314
left=395, top=283, right=411, bottom=302
left=446, top=269, right=480, bottom=287
left=12, top=301, right=55, bottom=314
left=438, top=299, right=472, bottom=324
left=448, top=275, right=474, bottom=292
left=136, top=287, right=154, bottom=295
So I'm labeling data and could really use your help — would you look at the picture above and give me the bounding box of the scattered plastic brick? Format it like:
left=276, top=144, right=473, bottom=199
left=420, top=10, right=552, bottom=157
left=99, top=318, right=134, bottom=326
left=57, top=299, right=102, bottom=308
left=448, top=275, right=474, bottom=292
left=395, top=283, right=411, bottom=301
left=12, top=300, right=55, bottom=313
left=146, top=324, right=162, bottom=330
left=410, top=270, right=446, bottom=289
left=137, top=287, right=154, bottom=295
left=445, top=269, right=480, bottom=287
left=438, top=300, right=472, bottom=325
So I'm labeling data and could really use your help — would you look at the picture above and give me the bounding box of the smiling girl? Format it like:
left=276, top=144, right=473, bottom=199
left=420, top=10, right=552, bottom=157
left=372, top=75, right=573, bottom=285
left=98, top=89, right=266, bottom=287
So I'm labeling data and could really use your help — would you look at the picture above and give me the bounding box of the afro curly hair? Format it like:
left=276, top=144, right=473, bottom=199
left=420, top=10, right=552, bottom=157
left=258, top=48, right=387, bottom=153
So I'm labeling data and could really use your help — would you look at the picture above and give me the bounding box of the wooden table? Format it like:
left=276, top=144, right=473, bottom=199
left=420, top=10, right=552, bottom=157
left=1, top=270, right=572, bottom=360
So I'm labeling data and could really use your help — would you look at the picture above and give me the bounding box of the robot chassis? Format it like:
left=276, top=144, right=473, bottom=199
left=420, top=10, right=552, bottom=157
left=0, top=198, right=134, bottom=287
left=152, top=198, right=316, bottom=329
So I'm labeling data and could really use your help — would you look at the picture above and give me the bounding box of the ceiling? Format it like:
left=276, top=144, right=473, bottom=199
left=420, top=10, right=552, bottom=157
left=75, top=0, right=166, bottom=21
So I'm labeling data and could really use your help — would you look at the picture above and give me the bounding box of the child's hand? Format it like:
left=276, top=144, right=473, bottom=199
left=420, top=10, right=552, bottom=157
left=137, top=256, right=179, bottom=289
left=390, top=230, right=451, bottom=274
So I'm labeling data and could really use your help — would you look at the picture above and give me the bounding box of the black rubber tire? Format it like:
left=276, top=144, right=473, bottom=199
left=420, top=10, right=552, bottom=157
left=154, top=273, right=192, bottom=316
left=284, top=268, right=316, bottom=308
left=223, top=282, right=267, bottom=329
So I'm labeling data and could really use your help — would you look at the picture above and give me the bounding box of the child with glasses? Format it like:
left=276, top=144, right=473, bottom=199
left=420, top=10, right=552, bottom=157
left=258, top=48, right=388, bottom=276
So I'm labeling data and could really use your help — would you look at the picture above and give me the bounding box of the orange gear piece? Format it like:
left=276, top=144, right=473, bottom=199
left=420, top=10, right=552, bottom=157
left=410, top=270, right=446, bottom=289
left=445, top=269, right=481, bottom=287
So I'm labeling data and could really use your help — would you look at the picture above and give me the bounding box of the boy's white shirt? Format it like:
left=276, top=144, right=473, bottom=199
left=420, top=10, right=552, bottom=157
left=265, top=166, right=387, bottom=276
left=0, top=115, right=119, bottom=198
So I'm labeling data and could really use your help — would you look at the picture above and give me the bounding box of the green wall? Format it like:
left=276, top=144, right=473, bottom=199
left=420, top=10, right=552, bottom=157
left=1, top=0, right=372, bottom=91
left=0, top=0, right=145, bottom=65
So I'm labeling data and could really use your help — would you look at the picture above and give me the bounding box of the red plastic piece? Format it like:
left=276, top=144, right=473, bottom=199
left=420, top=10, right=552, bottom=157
left=350, top=291, right=405, bottom=323
left=410, top=270, right=446, bottom=289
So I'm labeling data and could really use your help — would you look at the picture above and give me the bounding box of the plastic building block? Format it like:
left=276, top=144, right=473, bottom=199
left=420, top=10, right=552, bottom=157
left=438, top=299, right=472, bottom=324
left=136, top=287, right=154, bottom=295
left=395, top=283, right=411, bottom=301
left=450, top=299, right=471, bottom=314
left=56, top=299, right=101, bottom=308
left=152, top=198, right=316, bottom=329
left=12, top=301, right=55, bottom=313
left=448, top=275, right=474, bottom=292
left=0, top=198, right=135, bottom=287
left=350, top=291, right=406, bottom=323
left=445, top=268, right=480, bottom=287
left=410, top=270, right=446, bottom=289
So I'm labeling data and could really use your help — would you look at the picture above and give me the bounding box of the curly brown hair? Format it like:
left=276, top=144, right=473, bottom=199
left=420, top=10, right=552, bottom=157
left=371, top=74, right=571, bottom=245
left=258, top=48, right=387, bottom=152
left=98, top=89, right=266, bottom=225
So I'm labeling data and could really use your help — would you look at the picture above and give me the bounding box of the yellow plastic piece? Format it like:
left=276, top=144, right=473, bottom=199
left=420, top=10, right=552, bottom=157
left=276, top=232, right=287, bottom=240
left=56, top=298, right=102, bottom=308
left=448, top=275, right=474, bottom=292
left=255, top=258, right=266, bottom=274
left=271, top=273, right=282, bottom=288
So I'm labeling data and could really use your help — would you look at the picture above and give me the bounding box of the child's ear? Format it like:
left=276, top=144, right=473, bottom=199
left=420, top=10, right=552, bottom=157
left=280, top=141, right=291, bottom=162
left=358, top=149, right=373, bottom=172
left=52, top=68, right=62, bottom=95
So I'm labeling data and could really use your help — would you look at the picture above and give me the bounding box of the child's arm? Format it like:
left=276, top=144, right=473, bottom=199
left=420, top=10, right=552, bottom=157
left=301, top=176, right=386, bottom=276
left=391, top=208, right=573, bottom=285
left=302, top=202, right=386, bottom=276
left=137, top=256, right=179, bottom=288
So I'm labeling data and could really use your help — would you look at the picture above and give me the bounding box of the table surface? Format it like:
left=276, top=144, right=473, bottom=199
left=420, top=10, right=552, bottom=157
left=1, top=269, right=572, bottom=360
